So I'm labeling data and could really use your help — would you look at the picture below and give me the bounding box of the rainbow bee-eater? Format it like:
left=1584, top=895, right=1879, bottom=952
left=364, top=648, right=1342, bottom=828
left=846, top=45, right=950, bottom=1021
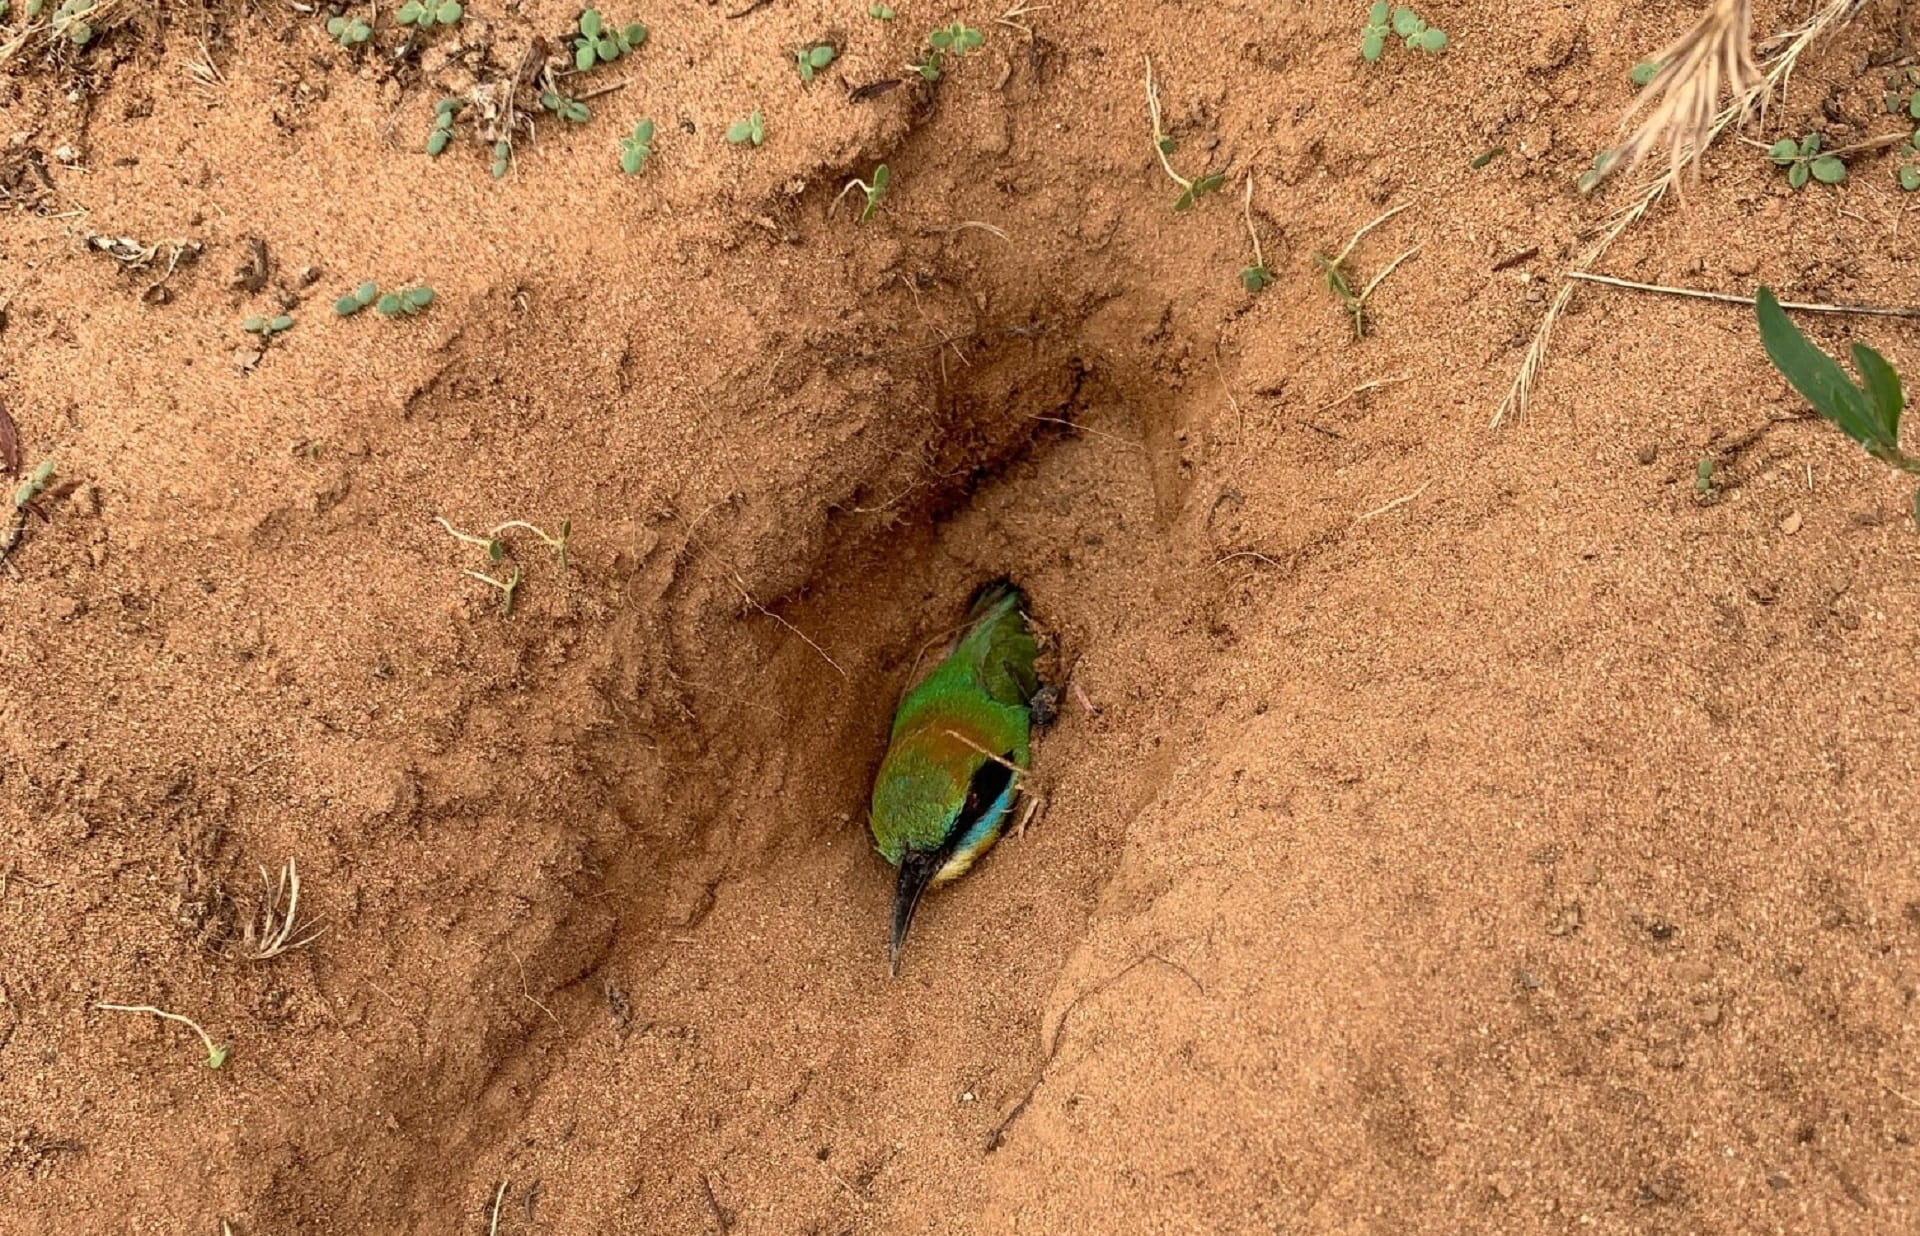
left=869, top=579, right=1049, bottom=976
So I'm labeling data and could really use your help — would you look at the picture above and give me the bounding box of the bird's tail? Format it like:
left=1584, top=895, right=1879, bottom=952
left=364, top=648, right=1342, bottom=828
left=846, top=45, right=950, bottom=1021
left=958, top=577, right=1040, bottom=708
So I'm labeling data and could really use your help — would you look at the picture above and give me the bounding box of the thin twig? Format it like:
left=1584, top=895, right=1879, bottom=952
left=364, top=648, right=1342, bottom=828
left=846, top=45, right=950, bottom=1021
left=1566, top=271, right=1920, bottom=318
left=1359, top=245, right=1421, bottom=302
left=940, top=729, right=1027, bottom=778
left=689, top=535, right=847, bottom=679
left=488, top=1180, right=509, bottom=1236
left=919, top=220, right=1012, bottom=242
left=1332, top=202, right=1413, bottom=267
left=1310, top=374, right=1413, bottom=416
left=1355, top=480, right=1432, bottom=522
left=1028, top=414, right=1148, bottom=451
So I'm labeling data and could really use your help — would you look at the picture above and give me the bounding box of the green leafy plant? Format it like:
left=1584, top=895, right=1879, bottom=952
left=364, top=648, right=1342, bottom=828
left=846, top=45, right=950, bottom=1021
left=491, top=140, right=512, bottom=179
left=573, top=9, right=648, bottom=72
left=0, top=3, right=11, bottom=21
left=426, top=97, right=463, bottom=155
left=726, top=108, right=766, bottom=146
left=620, top=119, right=655, bottom=173
left=1392, top=5, right=1446, bottom=51
left=12, top=459, right=54, bottom=514
left=1362, top=2, right=1444, bottom=60
left=1145, top=58, right=1224, bottom=211
left=52, top=0, right=96, bottom=45
left=912, top=20, right=983, bottom=80
left=375, top=285, right=435, bottom=317
left=835, top=163, right=891, bottom=221
left=540, top=89, right=592, bottom=124
left=1630, top=59, right=1663, bottom=88
left=868, top=3, right=894, bottom=17
left=396, top=0, right=462, bottom=29
left=1757, top=287, right=1920, bottom=482
left=796, top=42, right=836, bottom=82
left=242, top=313, right=295, bottom=337
left=326, top=14, right=374, bottom=45
left=334, top=281, right=380, bottom=316
left=1899, top=132, right=1920, bottom=192
left=1885, top=69, right=1920, bottom=116
left=1769, top=133, right=1846, bottom=189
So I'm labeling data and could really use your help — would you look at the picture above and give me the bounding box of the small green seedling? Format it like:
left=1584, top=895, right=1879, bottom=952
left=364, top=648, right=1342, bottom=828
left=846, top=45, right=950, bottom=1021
left=1392, top=5, right=1446, bottom=51
left=913, top=21, right=983, bottom=80
left=3, top=459, right=56, bottom=569
left=1576, top=148, right=1620, bottom=194
left=1145, top=58, right=1224, bottom=212
left=1360, top=2, right=1390, bottom=60
left=467, top=565, right=523, bottom=615
left=1239, top=175, right=1271, bottom=293
left=491, top=140, right=512, bottom=178
left=94, top=1003, right=230, bottom=1070
left=1694, top=457, right=1716, bottom=497
left=52, top=0, right=96, bottom=45
left=1363, top=2, right=1444, bottom=60
left=1312, top=201, right=1416, bottom=338
left=0, top=3, right=11, bottom=21
left=326, top=14, right=374, bottom=45
left=334, top=281, right=380, bottom=316
left=834, top=163, right=891, bottom=221
left=427, top=98, right=463, bottom=155
left=868, top=3, right=894, bottom=17
left=620, top=119, right=655, bottom=174
left=1757, top=288, right=1920, bottom=504
left=1898, top=131, right=1920, bottom=192
left=437, top=516, right=569, bottom=617
left=797, top=42, right=837, bottom=82
left=1630, top=59, right=1663, bottom=87
left=540, top=90, right=592, bottom=124
left=376, top=285, right=435, bottom=317
left=1885, top=69, right=1920, bottom=115
left=726, top=108, right=766, bottom=146
left=25, top=0, right=43, bottom=16
left=1769, top=133, right=1846, bottom=189
left=396, top=0, right=462, bottom=29
left=12, top=459, right=54, bottom=513
left=573, top=9, right=648, bottom=72
left=242, top=313, right=295, bottom=337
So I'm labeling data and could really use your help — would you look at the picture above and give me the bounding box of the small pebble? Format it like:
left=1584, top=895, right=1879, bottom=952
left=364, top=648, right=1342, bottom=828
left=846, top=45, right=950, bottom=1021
left=1780, top=510, right=1803, bottom=535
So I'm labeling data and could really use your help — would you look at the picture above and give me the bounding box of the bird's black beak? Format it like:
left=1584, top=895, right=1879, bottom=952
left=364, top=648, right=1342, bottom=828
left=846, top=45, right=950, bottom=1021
left=889, top=850, right=943, bottom=977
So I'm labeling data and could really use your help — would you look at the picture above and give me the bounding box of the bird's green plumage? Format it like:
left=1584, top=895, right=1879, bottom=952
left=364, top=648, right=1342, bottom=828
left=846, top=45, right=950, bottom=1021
left=869, top=581, right=1042, bottom=971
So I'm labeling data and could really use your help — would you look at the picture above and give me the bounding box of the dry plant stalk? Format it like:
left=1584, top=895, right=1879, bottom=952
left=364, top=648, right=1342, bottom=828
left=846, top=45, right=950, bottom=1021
left=1497, top=0, right=1864, bottom=426
left=1603, top=0, right=1760, bottom=189
left=242, top=858, right=324, bottom=961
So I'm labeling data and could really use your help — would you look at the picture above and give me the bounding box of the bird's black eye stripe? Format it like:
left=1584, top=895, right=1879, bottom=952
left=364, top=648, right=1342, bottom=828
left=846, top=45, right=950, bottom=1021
left=959, top=755, right=1015, bottom=827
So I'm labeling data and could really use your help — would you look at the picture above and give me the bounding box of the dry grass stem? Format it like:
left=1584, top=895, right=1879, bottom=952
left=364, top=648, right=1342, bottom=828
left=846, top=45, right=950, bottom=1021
left=244, top=858, right=325, bottom=961
left=1606, top=0, right=1759, bottom=189
left=1500, top=0, right=1865, bottom=425
left=1566, top=271, right=1920, bottom=318
left=1355, top=480, right=1433, bottom=522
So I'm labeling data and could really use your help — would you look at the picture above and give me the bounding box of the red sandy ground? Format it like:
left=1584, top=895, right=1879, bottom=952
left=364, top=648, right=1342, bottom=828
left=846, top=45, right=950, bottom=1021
left=3, top=0, right=1919, bottom=1231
